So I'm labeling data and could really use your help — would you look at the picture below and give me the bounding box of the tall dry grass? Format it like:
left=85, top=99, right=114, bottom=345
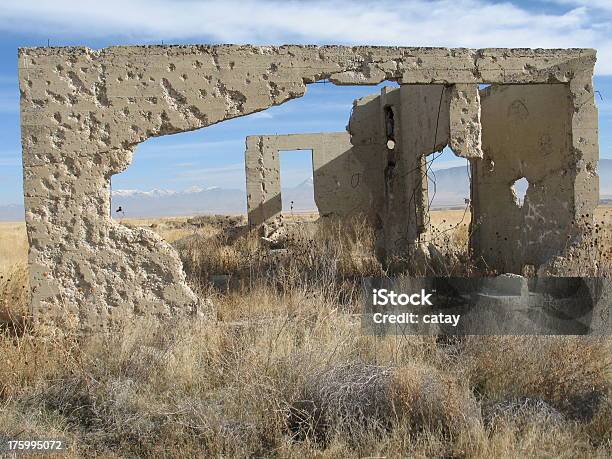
left=176, top=215, right=384, bottom=313
left=0, top=221, right=28, bottom=272
left=0, top=212, right=610, bottom=457
left=0, top=222, right=29, bottom=330
left=1, top=291, right=609, bottom=457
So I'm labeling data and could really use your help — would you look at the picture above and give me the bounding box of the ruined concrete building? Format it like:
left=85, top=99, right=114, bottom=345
left=246, top=81, right=597, bottom=274
left=19, top=45, right=599, bottom=330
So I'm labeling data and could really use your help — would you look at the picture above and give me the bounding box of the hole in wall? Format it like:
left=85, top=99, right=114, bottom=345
left=279, top=149, right=317, bottom=217
left=423, top=146, right=472, bottom=251
left=110, top=80, right=398, bottom=222
left=512, top=177, right=529, bottom=208
left=426, top=147, right=471, bottom=210
left=384, top=105, right=395, bottom=148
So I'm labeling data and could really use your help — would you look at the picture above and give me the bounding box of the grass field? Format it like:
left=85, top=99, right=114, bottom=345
left=0, top=221, right=27, bottom=273
left=4, top=205, right=607, bottom=268
left=0, top=209, right=611, bottom=457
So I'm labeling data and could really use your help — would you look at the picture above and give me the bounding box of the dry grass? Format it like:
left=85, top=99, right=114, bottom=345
left=0, top=296, right=609, bottom=457
left=0, top=221, right=28, bottom=273
left=0, top=211, right=610, bottom=457
left=0, top=221, right=29, bottom=329
left=174, top=214, right=383, bottom=311
left=118, top=215, right=237, bottom=243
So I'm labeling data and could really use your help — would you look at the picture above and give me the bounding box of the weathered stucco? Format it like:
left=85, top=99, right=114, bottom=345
left=245, top=132, right=378, bottom=229
left=18, top=45, right=598, bottom=330
left=246, top=82, right=485, bottom=260
left=472, top=83, right=597, bottom=274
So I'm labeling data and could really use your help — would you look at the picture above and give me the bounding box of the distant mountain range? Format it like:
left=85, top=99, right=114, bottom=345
left=0, top=203, right=25, bottom=222
left=111, top=186, right=247, bottom=218
left=426, top=166, right=471, bottom=208
left=2, top=159, right=611, bottom=221
left=109, top=178, right=319, bottom=218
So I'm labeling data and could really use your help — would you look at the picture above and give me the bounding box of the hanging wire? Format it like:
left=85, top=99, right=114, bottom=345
left=394, top=85, right=474, bottom=248
left=425, top=85, right=447, bottom=213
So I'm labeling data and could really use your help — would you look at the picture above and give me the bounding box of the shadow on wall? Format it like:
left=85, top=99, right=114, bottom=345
left=248, top=83, right=589, bottom=277
left=245, top=129, right=385, bottom=229
left=471, top=84, right=578, bottom=274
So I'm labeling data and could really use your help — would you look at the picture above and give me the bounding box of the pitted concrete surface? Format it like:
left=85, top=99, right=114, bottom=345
left=18, top=45, right=598, bottom=330
left=473, top=84, right=585, bottom=273
left=246, top=132, right=373, bottom=229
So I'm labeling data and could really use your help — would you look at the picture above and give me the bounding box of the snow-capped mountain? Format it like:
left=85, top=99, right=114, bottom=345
left=111, top=188, right=178, bottom=198
left=110, top=186, right=246, bottom=218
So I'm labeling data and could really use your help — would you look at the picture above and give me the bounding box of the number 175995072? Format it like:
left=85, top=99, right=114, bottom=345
left=5, top=439, right=65, bottom=453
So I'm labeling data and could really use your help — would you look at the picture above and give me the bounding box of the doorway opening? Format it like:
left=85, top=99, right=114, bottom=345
left=279, top=149, right=317, bottom=218
left=424, top=146, right=473, bottom=254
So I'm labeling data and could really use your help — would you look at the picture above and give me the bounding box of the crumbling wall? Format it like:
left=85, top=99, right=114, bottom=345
left=245, top=132, right=376, bottom=229
left=350, top=79, right=595, bottom=274
left=351, top=83, right=482, bottom=266
left=472, top=83, right=598, bottom=274
left=245, top=134, right=282, bottom=230
left=347, top=92, right=388, bottom=255
left=18, top=45, right=597, bottom=330
left=386, top=85, right=452, bottom=260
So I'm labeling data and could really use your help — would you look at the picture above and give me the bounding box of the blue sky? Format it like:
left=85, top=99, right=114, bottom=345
left=0, top=0, right=611, bottom=204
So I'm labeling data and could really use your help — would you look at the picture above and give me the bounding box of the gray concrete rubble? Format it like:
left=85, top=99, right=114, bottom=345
left=18, top=45, right=599, bottom=331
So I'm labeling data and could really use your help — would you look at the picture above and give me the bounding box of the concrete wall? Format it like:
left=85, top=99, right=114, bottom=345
left=246, top=76, right=598, bottom=279
left=245, top=132, right=378, bottom=229
left=472, top=84, right=599, bottom=274
left=18, top=45, right=597, bottom=330
left=360, top=81, right=597, bottom=275
left=365, top=84, right=482, bottom=266
left=383, top=85, right=451, bottom=261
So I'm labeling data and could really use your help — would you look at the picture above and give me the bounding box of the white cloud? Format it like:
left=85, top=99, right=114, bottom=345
left=2, top=1, right=611, bottom=73
left=550, top=1, right=612, bottom=13
left=250, top=111, right=274, bottom=119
